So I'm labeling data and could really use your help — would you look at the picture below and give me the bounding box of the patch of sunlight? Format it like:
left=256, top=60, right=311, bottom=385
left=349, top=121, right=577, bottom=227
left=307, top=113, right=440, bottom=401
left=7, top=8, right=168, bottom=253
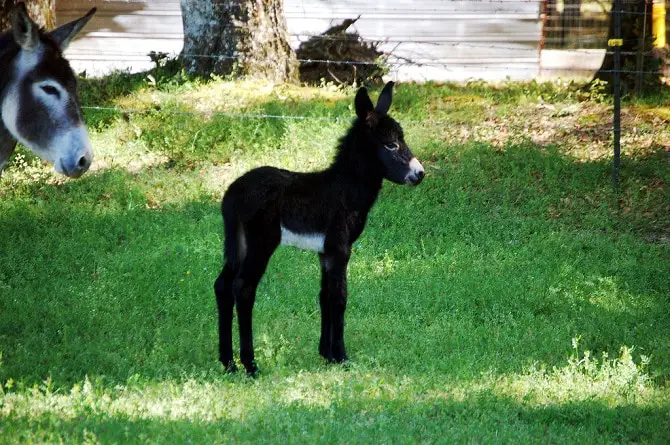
left=3, top=370, right=374, bottom=423
left=89, top=130, right=169, bottom=174
left=586, top=276, right=628, bottom=312
left=279, top=372, right=346, bottom=408
left=199, top=120, right=343, bottom=196
left=2, top=349, right=664, bottom=429
left=633, top=105, right=670, bottom=121
left=0, top=131, right=170, bottom=186
left=234, top=125, right=336, bottom=172
left=494, top=338, right=655, bottom=406
left=354, top=251, right=399, bottom=279
left=115, top=79, right=350, bottom=116
left=181, top=80, right=349, bottom=113
left=546, top=266, right=656, bottom=315
left=2, top=376, right=272, bottom=423
left=0, top=151, right=59, bottom=187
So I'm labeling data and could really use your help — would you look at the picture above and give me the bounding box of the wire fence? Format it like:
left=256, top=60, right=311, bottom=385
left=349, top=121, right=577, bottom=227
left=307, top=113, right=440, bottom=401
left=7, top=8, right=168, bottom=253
left=67, top=0, right=668, bottom=189
left=79, top=104, right=661, bottom=139
left=94, top=51, right=663, bottom=76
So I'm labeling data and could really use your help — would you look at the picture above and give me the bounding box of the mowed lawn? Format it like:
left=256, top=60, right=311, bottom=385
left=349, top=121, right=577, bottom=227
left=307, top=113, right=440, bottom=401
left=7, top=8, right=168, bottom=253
left=0, top=73, right=669, bottom=443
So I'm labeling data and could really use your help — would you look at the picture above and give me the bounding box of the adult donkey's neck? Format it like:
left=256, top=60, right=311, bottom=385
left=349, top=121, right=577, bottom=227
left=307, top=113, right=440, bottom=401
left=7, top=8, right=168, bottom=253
left=0, top=31, right=19, bottom=86
left=0, top=31, right=20, bottom=172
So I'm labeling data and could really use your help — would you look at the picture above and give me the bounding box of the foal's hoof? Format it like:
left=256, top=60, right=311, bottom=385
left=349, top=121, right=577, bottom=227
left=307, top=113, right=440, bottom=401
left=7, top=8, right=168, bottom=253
left=222, top=360, right=238, bottom=374
left=324, top=352, right=348, bottom=365
left=243, top=361, right=260, bottom=378
left=330, top=355, right=348, bottom=365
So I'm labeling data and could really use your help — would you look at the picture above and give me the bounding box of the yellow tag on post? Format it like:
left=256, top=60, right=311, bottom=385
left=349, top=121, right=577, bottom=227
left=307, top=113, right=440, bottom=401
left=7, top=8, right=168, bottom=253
left=608, top=39, right=623, bottom=47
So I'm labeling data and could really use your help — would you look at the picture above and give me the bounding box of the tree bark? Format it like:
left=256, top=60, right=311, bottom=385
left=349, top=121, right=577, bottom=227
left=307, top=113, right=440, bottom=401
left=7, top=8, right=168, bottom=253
left=180, top=0, right=297, bottom=83
left=0, top=0, right=55, bottom=31
left=593, top=0, right=661, bottom=93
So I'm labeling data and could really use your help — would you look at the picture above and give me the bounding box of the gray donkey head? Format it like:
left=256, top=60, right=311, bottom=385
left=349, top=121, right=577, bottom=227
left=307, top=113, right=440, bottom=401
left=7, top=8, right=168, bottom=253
left=1, top=2, right=96, bottom=178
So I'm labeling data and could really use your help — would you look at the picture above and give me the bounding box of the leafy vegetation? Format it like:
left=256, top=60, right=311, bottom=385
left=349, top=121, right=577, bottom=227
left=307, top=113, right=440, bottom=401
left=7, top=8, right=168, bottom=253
left=0, top=70, right=668, bottom=443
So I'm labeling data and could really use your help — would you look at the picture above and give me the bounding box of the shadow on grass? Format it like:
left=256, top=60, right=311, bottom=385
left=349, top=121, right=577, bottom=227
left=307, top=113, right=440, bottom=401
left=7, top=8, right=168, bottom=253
left=0, top=141, right=668, bottom=387
left=5, top=393, right=669, bottom=443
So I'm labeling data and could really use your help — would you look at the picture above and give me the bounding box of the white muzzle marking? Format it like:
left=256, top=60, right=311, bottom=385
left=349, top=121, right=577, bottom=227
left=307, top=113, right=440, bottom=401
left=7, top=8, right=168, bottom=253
left=280, top=226, right=325, bottom=253
left=405, top=157, right=425, bottom=184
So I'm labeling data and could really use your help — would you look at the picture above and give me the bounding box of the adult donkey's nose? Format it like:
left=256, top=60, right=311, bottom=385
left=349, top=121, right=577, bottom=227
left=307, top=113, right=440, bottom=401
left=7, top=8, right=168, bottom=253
left=72, top=153, right=92, bottom=177
left=59, top=147, right=93, bottom=178
left=55, top=125, right=93, bottom=178
left=67, top=152, right=92, bottom=178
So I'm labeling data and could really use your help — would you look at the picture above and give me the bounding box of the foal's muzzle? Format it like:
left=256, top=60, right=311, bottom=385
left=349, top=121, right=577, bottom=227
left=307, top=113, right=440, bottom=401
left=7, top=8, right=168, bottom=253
left=405, top=158, right=425, bottom=185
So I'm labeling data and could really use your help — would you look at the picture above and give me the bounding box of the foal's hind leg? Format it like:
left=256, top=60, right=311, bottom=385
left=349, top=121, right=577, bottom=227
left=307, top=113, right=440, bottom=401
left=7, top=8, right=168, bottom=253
left=318, top=254, right=332, bottom=359
left=214, top=263, right=237, bottom=372
left=329, top=248, right=351, bottom=363
left=233, top=239, right=278, bottom=376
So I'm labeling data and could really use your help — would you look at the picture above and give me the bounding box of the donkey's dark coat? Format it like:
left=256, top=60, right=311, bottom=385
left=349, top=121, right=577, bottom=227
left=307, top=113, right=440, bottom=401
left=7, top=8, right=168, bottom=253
left=215, top=82, right=424, bottom=375
left=0, top=2, right=95, bottom=177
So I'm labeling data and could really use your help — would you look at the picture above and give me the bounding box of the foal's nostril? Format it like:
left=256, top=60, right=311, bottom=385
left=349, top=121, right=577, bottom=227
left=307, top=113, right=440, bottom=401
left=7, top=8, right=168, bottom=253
left=78, top=156, right=89, bottom=168
left=417, top=170, right=425, bottom=180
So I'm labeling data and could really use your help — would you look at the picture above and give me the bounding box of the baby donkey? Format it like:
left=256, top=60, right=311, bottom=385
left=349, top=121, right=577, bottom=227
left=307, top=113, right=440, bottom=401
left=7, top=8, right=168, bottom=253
left=214, top=82, right=425, bottom=375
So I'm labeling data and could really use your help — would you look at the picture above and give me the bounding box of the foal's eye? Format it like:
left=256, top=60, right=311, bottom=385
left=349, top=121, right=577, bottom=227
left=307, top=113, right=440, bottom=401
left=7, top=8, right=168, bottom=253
left=384, top=142, right=399, bottom=151
left=41, top=85, right=61, bottom=98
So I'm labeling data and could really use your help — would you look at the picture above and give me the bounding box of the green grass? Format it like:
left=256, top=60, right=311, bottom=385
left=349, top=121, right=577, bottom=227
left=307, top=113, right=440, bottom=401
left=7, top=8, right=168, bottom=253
left=0, top=75, right=669, bottom=443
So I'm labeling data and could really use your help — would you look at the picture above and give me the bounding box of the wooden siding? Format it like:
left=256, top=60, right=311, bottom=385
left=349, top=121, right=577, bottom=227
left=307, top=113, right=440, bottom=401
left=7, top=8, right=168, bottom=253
left=56, top=0, right=183, bottom=75
left=57, top=0, right=542, bottom=81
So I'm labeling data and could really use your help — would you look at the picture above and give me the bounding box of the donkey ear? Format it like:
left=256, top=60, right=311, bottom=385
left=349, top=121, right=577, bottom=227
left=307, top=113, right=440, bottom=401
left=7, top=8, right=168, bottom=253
left=355, top=87, right=375, bottom=119
left=355, top=87, right=378, bottom=127
left=48, top=7, right=96, bottom=51
left=11, top=2, right=40, bottom=52
left=375, top=81, right=394, bottom=115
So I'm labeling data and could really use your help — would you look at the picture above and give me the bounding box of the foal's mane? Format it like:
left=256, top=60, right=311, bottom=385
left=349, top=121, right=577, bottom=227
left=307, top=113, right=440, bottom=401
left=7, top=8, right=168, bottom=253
left=328, top=116, right=384, bottom=184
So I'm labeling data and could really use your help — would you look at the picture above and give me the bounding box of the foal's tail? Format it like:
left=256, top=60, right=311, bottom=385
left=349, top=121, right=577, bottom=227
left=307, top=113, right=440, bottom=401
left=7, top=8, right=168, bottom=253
left=222, top=198, right=241, bottom=268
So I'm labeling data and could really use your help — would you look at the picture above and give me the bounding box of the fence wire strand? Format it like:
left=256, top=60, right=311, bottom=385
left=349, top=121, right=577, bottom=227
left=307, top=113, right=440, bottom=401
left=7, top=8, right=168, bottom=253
left=80, top=106, right=663, bottom=138
left=97, top=52, right=663, bottom=76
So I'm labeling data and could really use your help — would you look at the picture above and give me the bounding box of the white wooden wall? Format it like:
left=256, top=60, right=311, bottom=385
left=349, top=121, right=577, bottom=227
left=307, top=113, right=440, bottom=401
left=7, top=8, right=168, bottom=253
left=57, top=0, right=183, bottom=76
left=57, top=0, right=543, bottom=81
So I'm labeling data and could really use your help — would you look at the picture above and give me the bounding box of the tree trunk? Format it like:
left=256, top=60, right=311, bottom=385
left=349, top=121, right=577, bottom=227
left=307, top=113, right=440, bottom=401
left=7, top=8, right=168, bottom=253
left=0, top=0, right=55, bottom=31
left=593, top=0, right=661, bottom=94
left=180, top=0, right=297, bottom=83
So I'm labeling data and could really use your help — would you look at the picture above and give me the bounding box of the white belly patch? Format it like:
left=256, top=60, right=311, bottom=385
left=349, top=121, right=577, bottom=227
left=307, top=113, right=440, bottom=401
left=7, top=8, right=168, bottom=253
left=280, top=226, right=325, bottom=253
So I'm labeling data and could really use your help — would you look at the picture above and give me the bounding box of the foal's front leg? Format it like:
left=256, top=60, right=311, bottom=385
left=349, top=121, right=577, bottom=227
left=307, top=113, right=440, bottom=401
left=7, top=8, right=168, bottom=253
left=324, top=249, right=350, bottom=363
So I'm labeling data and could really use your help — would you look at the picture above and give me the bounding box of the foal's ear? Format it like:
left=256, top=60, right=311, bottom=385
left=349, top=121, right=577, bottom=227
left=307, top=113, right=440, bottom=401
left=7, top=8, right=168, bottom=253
left=48, top=7, right=96, bottom=51
left=355, top=87, right=378, bottom=127
left=11, top=2, right=40, bottom=52
left=375, top=81, right=394, bottom=115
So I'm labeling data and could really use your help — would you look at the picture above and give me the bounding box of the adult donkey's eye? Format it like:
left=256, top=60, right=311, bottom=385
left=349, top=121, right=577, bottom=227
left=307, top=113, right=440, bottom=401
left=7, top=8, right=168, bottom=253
left=41, top=85, right=61, bottom=98
left=384, top=142, right=399, bottom=151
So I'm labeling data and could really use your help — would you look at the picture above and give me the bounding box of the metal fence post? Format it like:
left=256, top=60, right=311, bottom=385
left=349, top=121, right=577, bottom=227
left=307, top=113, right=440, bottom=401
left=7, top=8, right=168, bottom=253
left=611, top=0, right=622, bottom=191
